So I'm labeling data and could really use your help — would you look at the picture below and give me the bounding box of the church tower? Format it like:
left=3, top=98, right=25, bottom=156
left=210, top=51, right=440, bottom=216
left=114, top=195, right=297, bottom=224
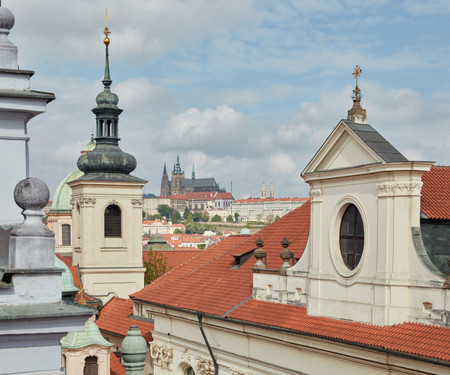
left=171, top=154, right=184, bottom=195
left=260, top=182, right=267, bottom=199
left=68, top=22, right=146, bottom=302
left=269, top=183, right=275, bottom=198
left=160, top=162, right=170, bottom=196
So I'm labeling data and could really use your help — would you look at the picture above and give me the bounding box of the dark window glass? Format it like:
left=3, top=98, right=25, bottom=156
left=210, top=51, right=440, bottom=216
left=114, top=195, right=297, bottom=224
left=340, top=204, right=364, bottom=270
left=83, top=356, right=98, bottom=375
left=105, top=204, right=121, bottom=237
left=62, top=224, right=71, bottom=246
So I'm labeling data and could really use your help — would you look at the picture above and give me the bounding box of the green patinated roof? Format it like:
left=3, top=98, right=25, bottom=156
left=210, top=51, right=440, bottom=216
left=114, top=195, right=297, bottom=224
left=240, top=227, right=251, bottom=235
left=82, top=139, right=96, bottom=153
left=143, top=233, right=174, bottom=251
left=51, top=168, right=84, bottom=212
left=55, top=256, right=79, bottom=294
left=61, top=320, right=113, bottom=349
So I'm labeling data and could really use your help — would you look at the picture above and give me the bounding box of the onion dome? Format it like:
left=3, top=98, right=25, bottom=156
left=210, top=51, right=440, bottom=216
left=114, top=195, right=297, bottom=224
left=77, top=142, right=137, bottom=174
left=55, top=256, right=79, bottom=294
left=0, top=6, right=15, bottom=31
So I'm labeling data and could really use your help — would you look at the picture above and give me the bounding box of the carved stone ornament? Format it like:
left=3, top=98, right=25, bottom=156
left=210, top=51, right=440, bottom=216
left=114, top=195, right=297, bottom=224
left=71, top=198, right=96, bottom=207
left=309, top=188, right=323, bottom=202
left=108, top=199, right=119, bottom=206
left=80, top=345, right=103, bottom=357
left=376, top=182, right=422, bottom=197
left=196, top=358, right=215, bottom=375
left=230, top=369, right=252, bottom=375
left=181, top=348, right=191, bottom=363
left=132, top=198, right=143, bottom=206
left=149, top=342, right=173, bottom=370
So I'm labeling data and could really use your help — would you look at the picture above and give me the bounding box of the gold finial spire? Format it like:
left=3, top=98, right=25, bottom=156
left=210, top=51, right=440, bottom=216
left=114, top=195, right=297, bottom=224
left=348, top=65, right=366, bottom=124
left=352, top=65, right=362, bottom=90
left=103, top=9, right=111, bottom=45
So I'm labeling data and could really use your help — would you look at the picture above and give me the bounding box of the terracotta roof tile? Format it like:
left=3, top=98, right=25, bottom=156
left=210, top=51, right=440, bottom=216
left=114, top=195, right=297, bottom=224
left=110, top=353, right=125, bottom=375
left=143, top=250, right=201, bottom=271
left=227, top=299, right=450, bottom=362
left=132, top=203, right=311, bottom=315
left=421, top=166, right=450, bottom=220
left=97, top=297, right=153, bottom=342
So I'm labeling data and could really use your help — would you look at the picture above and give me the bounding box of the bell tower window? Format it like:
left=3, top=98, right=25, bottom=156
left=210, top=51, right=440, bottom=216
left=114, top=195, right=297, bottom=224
left=339, top=204, right=364, bottom=270
left=104, top=204, right=121, bottom=237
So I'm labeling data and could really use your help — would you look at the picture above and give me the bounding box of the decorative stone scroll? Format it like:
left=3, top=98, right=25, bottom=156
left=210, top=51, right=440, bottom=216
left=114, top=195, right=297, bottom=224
left=309, top=188, right=323, bottom=202
left=71, top=197, right=96, bottom=207
left=196, top=358, right=215, bottom=375
left=230, top=368, right=252, bottom=375
left=108, top=199, right=119, bottom=206
left=131, top=198, right=143, bottom=207
left=149, top=342, right=173, bottom=370
left=376, top=182, right=422, bottom=197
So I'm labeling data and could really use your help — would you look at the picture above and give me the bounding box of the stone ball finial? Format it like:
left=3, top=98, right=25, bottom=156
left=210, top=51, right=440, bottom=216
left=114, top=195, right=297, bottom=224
left=0, top=6, right=15, bottom=31
left=14, top=177, right=50, bottom=211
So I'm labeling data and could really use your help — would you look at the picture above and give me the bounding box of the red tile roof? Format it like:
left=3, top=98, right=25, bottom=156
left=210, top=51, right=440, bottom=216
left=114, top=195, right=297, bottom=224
left=143, top=250, right=201, bottom=272
left=132, top=202, right=311, bottom=315
left=421, top=166, right=450, bottom=220
left=132, top=200, right=450, bottom=363
left=227, top=299, right=450, bottom=362
left=110, top=353, right=125, bottom=375
left=96, top=297, right=153, bottom=342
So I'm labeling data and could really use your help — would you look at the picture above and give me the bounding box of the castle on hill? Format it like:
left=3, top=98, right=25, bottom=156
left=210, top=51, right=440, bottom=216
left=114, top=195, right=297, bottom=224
left=160, top=155, right=225, bottom=196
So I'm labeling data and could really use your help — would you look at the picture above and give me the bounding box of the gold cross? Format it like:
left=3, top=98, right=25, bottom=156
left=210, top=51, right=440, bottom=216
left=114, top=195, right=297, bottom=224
left=352, top=65, right=362, bottom=88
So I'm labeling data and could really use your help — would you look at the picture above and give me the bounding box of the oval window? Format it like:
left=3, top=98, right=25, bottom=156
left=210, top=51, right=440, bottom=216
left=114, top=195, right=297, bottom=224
left=339, top=204, right=364, bottom=270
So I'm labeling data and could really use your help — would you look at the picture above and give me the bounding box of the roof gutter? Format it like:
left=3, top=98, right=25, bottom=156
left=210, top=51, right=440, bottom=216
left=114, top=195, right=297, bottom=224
left=198, top=313, right=218, bottom=375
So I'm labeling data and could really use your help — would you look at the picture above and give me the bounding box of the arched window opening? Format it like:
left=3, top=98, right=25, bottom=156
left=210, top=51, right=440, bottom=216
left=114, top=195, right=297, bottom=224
left=61, top=224, right=71, bottom=246
left=105, top=204, right=121, bottom=237
left=185, top=366, right=195, bottom=375
left=99, top=120, right=104, bottom=137
left=107, top=120, right=112, bottom=136
left=339, top=204, right=364, bottom=270
left=83, top=356, right=98, bottom=375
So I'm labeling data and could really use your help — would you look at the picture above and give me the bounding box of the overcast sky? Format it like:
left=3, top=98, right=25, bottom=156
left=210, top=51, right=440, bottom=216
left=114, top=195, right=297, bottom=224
left=7, top=0, right=450, bottom=200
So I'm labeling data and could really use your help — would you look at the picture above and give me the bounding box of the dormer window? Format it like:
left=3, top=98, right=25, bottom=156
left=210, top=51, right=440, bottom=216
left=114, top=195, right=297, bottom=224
left=339, top=204, right=364, bottom=270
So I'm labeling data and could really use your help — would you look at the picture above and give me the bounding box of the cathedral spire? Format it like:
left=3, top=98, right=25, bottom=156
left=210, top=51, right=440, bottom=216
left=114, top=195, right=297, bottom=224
left=192, top=164, right=195, bottom=180
left=347, top=65, right=367, bottom=124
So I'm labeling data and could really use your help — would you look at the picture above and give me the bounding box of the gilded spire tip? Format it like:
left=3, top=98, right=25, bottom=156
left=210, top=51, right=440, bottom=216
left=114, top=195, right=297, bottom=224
left=103, top=9, right=110, bottom=45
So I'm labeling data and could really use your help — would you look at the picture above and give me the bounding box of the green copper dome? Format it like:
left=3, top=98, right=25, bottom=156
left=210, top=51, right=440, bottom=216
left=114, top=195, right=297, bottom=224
left=51, top=138, right=96, bottom=211
left=61, top=320, right=113, bottom=349
left=55, top=256, right=78, bottom=294
left=51, top=169, right=83, bottom=212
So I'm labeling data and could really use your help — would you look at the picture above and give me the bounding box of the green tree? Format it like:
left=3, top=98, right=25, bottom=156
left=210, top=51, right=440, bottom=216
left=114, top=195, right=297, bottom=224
left=201, top=212, right=210, bottom=222
left=226, top=215, right=233, bottom=223
left=173, top=228, right=185, bottom=234
left=143, top=249, right=172, bottom=285
left=274, top=215, right=281, bottom=221
left=157, top=204, right=173, bottom=219
left=186, top=213, right=193, bottom=224
left=172, top=210, right=181, bottom=224
left=266, top=215, right=274, bottom=224
left=211, top=214, right=222, bottom=222
left=183, top=207, right=191, bottom=220
left=193, top=212, right=209, bottom=222
left=234, top=212, right=240, bottom=222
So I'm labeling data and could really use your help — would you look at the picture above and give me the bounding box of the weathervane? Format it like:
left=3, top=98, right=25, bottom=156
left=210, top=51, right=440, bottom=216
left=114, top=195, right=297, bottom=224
left=352, top=65, right=362, bottom=101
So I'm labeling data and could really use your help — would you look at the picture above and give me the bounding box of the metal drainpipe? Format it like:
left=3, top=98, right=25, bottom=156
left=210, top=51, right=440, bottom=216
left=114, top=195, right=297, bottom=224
left=198, top=313, right=219, bottom=375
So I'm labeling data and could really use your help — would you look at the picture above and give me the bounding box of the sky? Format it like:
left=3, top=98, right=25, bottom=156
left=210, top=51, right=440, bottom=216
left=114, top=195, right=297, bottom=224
left=6, top=0, right=450, bottom=200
